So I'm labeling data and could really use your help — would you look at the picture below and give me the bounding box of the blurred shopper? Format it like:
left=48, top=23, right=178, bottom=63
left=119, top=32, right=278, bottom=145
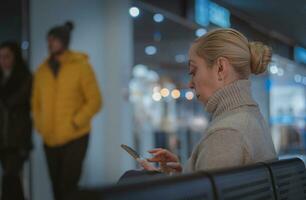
left=0, top=41, right=32, bottom=200
left=32, top=21, right=102, bottom=200
left=279, top=125, right=302, bottom=154
left=141, top=28, right=277, bottom=173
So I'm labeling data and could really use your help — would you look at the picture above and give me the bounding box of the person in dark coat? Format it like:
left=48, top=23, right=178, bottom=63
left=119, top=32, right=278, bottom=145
left=0, top=41, right=32, bottom=200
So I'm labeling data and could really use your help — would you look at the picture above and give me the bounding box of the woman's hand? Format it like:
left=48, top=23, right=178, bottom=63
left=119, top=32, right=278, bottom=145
left=137, top=158, right=159, bottom=171
left=145, top=148, right=182, bottom=174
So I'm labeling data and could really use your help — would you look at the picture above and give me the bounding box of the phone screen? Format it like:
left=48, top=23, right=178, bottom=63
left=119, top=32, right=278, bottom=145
left=121, top=144, right=140, bottom=160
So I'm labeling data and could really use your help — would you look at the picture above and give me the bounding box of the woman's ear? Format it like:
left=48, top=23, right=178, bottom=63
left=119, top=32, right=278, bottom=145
left=216, top=57, right=230, bottom=81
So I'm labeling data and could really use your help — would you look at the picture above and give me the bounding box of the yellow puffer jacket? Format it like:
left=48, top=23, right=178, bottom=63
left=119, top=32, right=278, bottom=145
left=32, top=50, right=102, bottom=147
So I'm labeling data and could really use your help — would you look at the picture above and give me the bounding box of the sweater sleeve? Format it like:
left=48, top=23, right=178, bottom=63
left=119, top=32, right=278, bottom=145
left=195, top=129, right=248, bottom=171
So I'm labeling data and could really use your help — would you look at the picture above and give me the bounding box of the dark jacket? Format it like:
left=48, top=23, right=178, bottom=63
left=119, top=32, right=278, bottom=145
left=0, top=65, right=32, bottom=152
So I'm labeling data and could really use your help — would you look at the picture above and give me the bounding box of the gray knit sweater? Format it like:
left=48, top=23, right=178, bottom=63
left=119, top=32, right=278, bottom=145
left=184, top=80, right=277, bottom=172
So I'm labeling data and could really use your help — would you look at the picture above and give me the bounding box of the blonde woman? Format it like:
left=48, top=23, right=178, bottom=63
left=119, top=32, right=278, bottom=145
left=143, top=28, right=277, bottom=173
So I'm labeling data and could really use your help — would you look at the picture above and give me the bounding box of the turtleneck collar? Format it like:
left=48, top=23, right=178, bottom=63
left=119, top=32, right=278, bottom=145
left=206, top=79, right=258, bottom=120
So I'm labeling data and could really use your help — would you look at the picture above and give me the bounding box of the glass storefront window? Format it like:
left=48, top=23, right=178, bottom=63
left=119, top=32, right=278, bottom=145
left=269, top=55, right=306, bottom=161
left=130, top=2, right=210, bottom=163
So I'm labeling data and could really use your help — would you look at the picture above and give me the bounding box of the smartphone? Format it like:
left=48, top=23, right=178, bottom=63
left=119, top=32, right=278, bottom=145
left=121, top=144, right=159, bottom=171
left=120, top=144, right=141, bottom=160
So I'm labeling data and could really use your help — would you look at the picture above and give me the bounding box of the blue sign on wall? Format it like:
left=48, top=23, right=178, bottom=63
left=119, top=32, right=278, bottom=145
left=294, top=46, right=306, bottom=65
left=195, top=0, right=231, bottom=28
left=209, top=2, right=231, bottom=28
left=195, top=0, right=209, bottom=26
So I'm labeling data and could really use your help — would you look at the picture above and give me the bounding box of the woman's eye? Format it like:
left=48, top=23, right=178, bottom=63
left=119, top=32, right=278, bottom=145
left=188, top=71, right=195, bottom=76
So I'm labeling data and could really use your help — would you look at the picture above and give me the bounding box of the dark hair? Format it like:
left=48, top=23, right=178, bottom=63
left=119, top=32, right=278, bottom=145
left=47, top=21, right=74, bottom=48
left=0, top=41, right=28, bottom=70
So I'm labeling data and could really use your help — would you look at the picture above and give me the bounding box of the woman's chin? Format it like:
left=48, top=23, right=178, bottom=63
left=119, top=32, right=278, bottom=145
left=196, top=95, right=204, bottom=104
left=198, top=96, right=208, bottom=105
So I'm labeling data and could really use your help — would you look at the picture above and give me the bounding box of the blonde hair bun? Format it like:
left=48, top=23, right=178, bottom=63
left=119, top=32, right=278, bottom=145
left=249, top=41, right=272, bottom=75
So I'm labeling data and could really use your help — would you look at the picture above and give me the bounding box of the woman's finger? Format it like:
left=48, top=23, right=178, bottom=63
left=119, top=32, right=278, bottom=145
left=147, top=157, right=164, bottom=162
left=152, top=150, right=178, bottom=162
left=166, top=162, right=183, bottom=172
left=138, top=159, right=159, bottom=171
left=159, top=162, right=182, bottom=174
left=147, top=153, right=170, bottom=163
left=148, top=148, right=164, bottom=153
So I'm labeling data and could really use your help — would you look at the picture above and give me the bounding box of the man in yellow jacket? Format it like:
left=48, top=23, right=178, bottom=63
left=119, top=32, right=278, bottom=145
left=32, top=21, right=102, bottom=200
